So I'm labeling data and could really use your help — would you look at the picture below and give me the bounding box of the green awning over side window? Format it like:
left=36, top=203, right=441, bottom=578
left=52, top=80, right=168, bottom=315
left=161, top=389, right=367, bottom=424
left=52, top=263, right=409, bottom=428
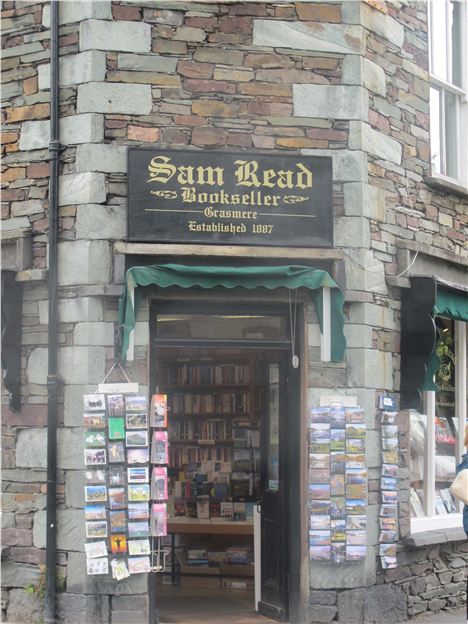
left=422, top=288, right=468, bottom=391
left=118, top=263, right=346, bottom=363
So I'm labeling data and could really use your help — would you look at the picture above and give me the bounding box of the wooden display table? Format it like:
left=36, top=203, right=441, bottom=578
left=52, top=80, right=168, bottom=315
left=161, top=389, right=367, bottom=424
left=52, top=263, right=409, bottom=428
left=167, top=518, right=254, bottom=585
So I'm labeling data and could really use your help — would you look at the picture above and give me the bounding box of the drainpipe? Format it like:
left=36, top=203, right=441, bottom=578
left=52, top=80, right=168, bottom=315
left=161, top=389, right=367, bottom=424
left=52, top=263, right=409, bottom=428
left=45, top=1, right=60, bottom=622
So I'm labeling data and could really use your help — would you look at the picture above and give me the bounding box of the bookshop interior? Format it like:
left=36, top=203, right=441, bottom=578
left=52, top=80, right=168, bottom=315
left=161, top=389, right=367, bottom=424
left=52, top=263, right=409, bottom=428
left=152, top=309, right=294, bottom=623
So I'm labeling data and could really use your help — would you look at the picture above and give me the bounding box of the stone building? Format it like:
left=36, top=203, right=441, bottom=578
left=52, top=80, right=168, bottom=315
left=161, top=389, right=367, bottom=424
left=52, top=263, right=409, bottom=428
left=1, top=1, right=467, bottom=624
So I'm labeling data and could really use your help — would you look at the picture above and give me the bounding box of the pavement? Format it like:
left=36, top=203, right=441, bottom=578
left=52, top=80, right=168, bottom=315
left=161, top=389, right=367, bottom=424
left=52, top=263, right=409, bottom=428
left=403, top=608, right=467, bottom=623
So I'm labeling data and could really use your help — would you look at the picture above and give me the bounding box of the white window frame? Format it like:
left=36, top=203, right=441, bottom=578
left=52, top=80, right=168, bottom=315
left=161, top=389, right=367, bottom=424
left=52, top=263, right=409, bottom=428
left=428, top=0, right=468, bottom=187
left=411, top=320, right=467, bottom=533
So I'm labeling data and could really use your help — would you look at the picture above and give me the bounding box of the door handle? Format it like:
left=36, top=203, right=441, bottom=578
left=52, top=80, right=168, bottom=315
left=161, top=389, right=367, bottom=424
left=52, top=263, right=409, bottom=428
left=256, top=499, right=262, bottom=513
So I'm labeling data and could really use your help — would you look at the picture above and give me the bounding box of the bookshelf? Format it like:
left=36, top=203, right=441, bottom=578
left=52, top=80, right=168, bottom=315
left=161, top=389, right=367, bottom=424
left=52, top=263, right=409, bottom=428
left=158, top=350, right=262, bottom=580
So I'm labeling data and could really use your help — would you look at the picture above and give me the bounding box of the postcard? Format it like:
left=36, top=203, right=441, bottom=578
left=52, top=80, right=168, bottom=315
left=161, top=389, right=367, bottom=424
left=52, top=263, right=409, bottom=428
left=330, top=474, right=345, bottom=496
left=126, top=430, right=148, bottom=448
left=331, top=543, right=346, bottom=564
left=382, top=438, right=398, bottom=451
left=309, top=530, right=331, bottom=546
left=85, top=469, right=106, bottom=484
left=128, top=448, right=150, bottom=464
left=309, top=483, right=331, bottom=500
left=382, top=490, right=398, bottom=504
left=346, top=438, right=365, bottom=453
left=84, top=540, right=107, bottom=560
left=381, top=555, right=397, bottom=569
left=309, top=440, right=330, bottom=454
left=346, top=546, right=366, bottom=561
left=382, top=450, right=398, bottom=465
left=84, top=449, right=106, bottom=466
left=309, top=454, right=330, bottom=469
left=107, top=394, right=124, bottom=417
left=85, top=431, right=106, bottom=448
left=84, top=394, right=105, bottom=412
left=347, top=515, right=366, bottom=530
left=310, top=407, right=331, bottom=424
left=128, top=467, right=149, bottom=484
left=85, top=505, right=106, bottom=521
left=150, top=503, right=167, bottom=537
left=346, top=484, right=367, bottom=500
left=382, top=425, right=398, bottom=438
left=346, top=468, right=367, bottom=484
left=310, top=423, right=331, bottom=439
left=379, top=543, right=397, bottom=557
left=346, top=454, right=366, bottom=469
left=379, top=530, right=398, bottom=543
left=125, top=395, right=147, bottom=413
left=108, top=418, right=125, bottom=441
left=86, top=556, right=108, bottom=575
left=151, top=467, right=168, bottom=500
left=128, top=539, right=151, bottom=556
left=128, top=556, right=151, bottom=574
left=330, top=429, right=345, bottom=451
left=108, top=487, right=126, bottom=510
left=380, top=517, right=397, bottom=530
left=309, top=515, right=330, bottom=530
left=309, top=546, right=331, bottom=561
left=150, top=394, right=168, bottom=428
left=83, top=413, right=106, bottom=430
left=346, top=424, right=366, bottom=440
left=330, top=520, right=346, bottom=542
left=128, top=484, right=150, bottom=502
left=85, top=521, right=108, bottom=539
left=345, top=408, right=365, bottom=424
left=85, top=485, right=107, bottom=503
left=126, top=412, right=148, bottom=430
left=111, top=559, right=130, bottom=581
left=309, top=468, right=331, bottom=483
left=330, top=497, right=346, bottom=519
left=151, top=431, right=169, bottom=464
left=128, top=521, right=150, bottom=538
left=108, top=441, right=125, bottom=463
left=309, top=500, right=330, bottom=515
left=381, top=477, right=398, bottom=491
left=381, top=464, right=398, bottom=478
left=380, top=504, right=398, bottom=518
left=330, top=407, right=345, bottom=428
left=128, top=503, right=150, bottom=521
left=346, top=499, right=366, bottom=515
left=330, top=452, right=346, bottom=474
left=109, top=510, right=126, bottom=533
left=110, top=534, right=127, bottom=555
left=382, top=411, right=397, bottom=424
left=346, top=531, right=366, bottom=546
left=109, top=466, right=125, bottom=487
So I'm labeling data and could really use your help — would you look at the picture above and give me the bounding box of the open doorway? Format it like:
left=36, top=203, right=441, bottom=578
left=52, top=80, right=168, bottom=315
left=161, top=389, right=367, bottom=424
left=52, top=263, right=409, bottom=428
left=149, top=305, right=301, bottom=623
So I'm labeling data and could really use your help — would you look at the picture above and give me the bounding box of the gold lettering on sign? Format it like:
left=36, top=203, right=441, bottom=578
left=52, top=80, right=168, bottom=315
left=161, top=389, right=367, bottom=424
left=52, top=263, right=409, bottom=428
left=147, top=156, right=224, bottom=186
left=234, top=160, right=313, bottom=190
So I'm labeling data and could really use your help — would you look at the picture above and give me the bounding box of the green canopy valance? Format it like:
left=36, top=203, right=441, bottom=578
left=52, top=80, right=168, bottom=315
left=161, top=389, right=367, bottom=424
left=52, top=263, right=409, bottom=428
left=422, top=288, right=468, bottom=391
left=118, top=263, right=346, bottom=363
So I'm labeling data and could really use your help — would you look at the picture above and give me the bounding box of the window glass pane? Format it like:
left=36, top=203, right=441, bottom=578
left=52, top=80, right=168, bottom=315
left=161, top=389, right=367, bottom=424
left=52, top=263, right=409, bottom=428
left=430, top=0, right=448, bottom=80
left=266, top=364, right=280, bottom=492
left=449, top=0, right=463, bottom=87
left=430, top=87, right=442, bottom=173
left=434, top=318, right=458, bottom=514
left=410, top=410, right=426, bottom=517
left=156, top=313, right=288, bottom=342
left=444, top=91, right=459, bottom=180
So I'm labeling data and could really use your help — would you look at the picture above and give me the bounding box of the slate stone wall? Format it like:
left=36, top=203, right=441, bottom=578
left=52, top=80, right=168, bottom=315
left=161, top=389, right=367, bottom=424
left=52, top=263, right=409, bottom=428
left=1, top=1, right=467, bottom=623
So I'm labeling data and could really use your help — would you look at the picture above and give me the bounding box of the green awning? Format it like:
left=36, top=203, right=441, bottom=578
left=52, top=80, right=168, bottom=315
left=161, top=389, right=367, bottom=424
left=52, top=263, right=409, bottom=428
left=422, top=288, right=468, bottom=391
left=118, top=264, right=346, bottom=363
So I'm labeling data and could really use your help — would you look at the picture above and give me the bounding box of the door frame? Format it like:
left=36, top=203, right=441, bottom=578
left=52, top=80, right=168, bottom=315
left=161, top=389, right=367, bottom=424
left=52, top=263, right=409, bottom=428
left=148, top=295, right=308, bottom=624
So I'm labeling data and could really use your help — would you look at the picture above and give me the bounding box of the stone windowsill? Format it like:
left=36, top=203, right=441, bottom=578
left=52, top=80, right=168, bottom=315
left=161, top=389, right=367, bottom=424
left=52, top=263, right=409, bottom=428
left=425, top=174, right=468, bottom=199
left=403, top=527, right=467, bottom=547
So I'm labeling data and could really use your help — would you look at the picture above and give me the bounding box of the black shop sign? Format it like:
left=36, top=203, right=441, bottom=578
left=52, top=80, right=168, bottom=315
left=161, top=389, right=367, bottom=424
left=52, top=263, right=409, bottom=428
left=128, top=149, right=333, bottom=248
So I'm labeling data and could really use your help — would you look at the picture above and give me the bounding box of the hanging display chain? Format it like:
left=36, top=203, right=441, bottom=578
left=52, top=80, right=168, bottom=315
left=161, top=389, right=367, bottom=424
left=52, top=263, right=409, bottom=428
left=100, top=360, right=132, bottom=385
left=288, top=289, right=299, bottom=369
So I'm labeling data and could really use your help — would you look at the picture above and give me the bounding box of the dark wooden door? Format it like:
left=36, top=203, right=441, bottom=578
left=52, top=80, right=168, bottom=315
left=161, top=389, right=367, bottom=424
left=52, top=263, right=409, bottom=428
left=258, top=358, right=288, bottom=622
